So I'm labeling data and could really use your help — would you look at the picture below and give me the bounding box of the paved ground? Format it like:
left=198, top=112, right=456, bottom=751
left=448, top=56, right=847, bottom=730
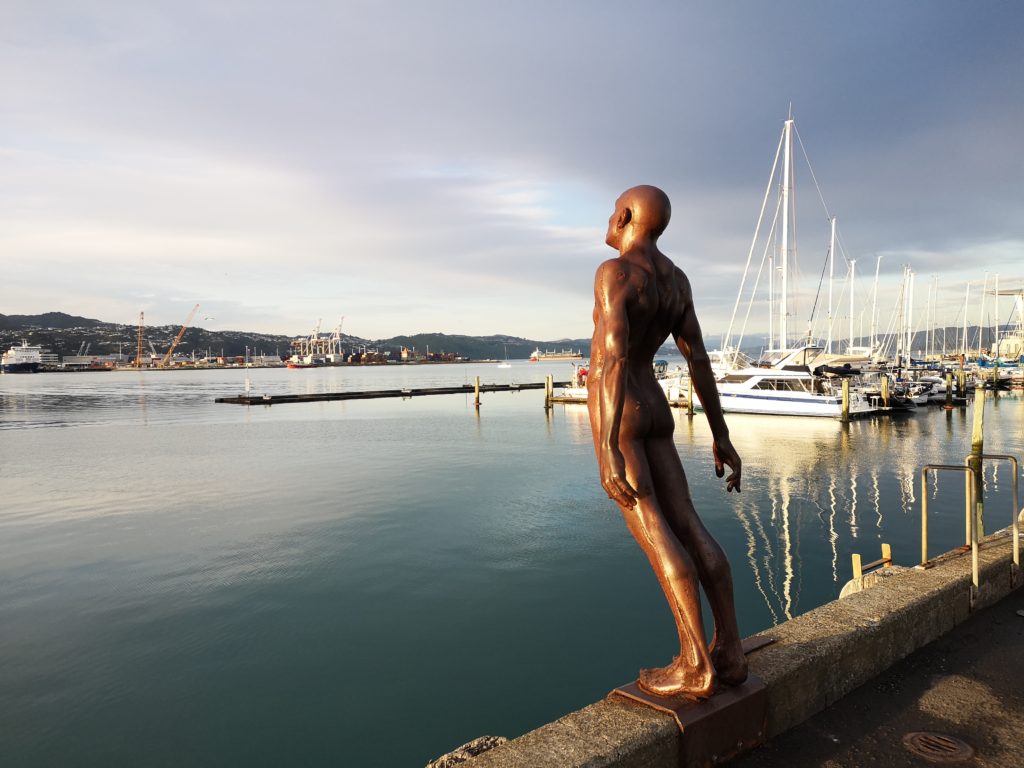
left=733, top=591, right=1024, bottom=767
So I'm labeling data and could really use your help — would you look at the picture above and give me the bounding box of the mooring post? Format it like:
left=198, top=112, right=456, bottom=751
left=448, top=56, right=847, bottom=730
left=944, top=372, right=954, bottom=410
left=958, top=369, right=966, bottom=398
left=544, top=375, right=553, bottom=410
left=969, top=391, right=985, bottom=537
left=841, top=379, right=850, bottom=423
left=686, top=377, right=694, bottom=416
left=474, top=376, right=481, bottom=407
left=881, top=374, right=889, bottom=408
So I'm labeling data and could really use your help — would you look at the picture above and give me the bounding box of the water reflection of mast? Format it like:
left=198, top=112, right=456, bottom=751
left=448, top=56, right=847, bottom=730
left=899, top=461, right=916, bottom=515
left=849, top=466, right=859, bottom=539
left=828, top=473, right=839, bottom=582
left=733, top=501, right=780, bottom=625
left=756, top=495, right=784, bottom=620
left=779, top=475, right=795, bottom=620
left=872, top=468, right=882, bottom=531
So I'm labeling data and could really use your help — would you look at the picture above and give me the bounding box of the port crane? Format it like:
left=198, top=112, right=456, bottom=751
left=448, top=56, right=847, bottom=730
left=160, top=304, right=200, bottom=367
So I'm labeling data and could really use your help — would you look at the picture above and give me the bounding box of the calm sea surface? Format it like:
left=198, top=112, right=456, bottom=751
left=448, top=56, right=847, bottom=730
left=2, top=361, right=1022, bottom=766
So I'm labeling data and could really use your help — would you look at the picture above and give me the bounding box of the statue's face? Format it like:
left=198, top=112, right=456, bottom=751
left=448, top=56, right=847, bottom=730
left=605, top=197, right=626, bottom=248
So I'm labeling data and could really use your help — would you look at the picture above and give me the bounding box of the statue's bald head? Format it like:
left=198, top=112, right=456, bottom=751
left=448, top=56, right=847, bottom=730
left=607, top=185, right=671, bottom=249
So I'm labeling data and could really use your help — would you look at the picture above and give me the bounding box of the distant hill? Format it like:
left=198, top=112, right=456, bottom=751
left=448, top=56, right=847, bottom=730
left=381, top=333, right=588, bottom=360
left=0, top=312, right=110, bottom=330
left=0, top=312, right=591, bottom=360
left=7, top=311, right=994, bottom=362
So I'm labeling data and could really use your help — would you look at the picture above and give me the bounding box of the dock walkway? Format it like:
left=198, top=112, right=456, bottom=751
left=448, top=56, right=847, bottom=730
left=733, top=590, right=1024, bottom=767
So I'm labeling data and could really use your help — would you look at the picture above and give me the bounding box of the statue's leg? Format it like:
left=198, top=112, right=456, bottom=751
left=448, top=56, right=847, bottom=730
left=618, top=438, right=715, bottom=698
left=646, top=437, right=749, bottom=686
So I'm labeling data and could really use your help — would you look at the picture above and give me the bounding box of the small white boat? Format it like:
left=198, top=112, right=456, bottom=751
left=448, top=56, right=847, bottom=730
left=697, top=365, right=875, bottom=418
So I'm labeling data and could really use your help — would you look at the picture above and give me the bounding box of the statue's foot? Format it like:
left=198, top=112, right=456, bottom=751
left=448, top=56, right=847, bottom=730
left=637, top=657, right=715, bottom=699
left=711, top=641, right=748, bottom=687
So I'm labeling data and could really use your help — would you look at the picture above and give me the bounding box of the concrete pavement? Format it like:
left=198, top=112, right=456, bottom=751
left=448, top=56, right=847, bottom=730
left=732, top=592, right=1024, bottom=767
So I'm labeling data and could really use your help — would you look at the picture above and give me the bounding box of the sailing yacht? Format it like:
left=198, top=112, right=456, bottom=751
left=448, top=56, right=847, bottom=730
left=708, top=113, right=877, bottom=419
left=497, top=345, right=512, bottom=368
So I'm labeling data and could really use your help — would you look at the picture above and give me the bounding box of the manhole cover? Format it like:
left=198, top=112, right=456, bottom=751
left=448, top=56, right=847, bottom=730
left=902, top=731, right=975, bottom=763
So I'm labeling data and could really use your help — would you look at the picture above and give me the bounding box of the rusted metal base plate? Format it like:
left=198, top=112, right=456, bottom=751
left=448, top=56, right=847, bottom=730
left=611, top=674, right=768, bottom=767
left=741, top=634, right=775, bottom=654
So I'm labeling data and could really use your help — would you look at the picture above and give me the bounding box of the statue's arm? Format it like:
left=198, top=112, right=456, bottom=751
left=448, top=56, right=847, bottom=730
left=672, top=271, right=742, bottom=492
left=593, top=260, right=638, bottom=508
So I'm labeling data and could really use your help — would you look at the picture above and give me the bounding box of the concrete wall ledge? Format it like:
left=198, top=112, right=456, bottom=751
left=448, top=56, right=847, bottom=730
left=461, top=529, right=1021, bottom=767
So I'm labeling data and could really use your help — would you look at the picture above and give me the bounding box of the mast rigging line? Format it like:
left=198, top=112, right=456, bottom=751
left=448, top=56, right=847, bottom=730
left=793, top=122, right=834, bottom=226
left=725, top=126, right=786, bottom=364
left=733, top=195, right=784, bottom=360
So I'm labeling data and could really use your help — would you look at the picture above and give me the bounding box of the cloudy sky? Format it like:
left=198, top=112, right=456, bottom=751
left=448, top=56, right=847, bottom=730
left=2, top=1, right=1021, bottom=342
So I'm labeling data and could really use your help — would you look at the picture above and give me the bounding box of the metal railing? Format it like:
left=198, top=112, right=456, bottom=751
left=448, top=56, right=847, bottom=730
left=920, top=464, right=978, bottom=600
left=919, top=454, right=1022, bottom=604
left=966, top=454, right=1020, bottom=584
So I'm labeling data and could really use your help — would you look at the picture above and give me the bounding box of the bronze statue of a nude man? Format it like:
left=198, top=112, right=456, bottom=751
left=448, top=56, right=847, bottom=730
left=587, top=185, right=747, bottom=699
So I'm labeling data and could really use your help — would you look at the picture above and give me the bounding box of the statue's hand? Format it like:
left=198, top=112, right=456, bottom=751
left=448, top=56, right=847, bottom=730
left=601, top=447, right=638, bottom=508
left=713, top=438, right=742, bottom=493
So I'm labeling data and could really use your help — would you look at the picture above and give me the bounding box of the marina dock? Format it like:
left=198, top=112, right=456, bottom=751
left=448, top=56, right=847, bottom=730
left=215, top=380, right=570, bottom=405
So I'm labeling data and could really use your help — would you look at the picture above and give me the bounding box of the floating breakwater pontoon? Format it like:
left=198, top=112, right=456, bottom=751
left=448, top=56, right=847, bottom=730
left=215, top=380, right=570, bottom=405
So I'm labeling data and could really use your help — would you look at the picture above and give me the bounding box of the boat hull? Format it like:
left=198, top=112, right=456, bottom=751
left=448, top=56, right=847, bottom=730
left=710, top=390, right=873, bottom=418
left=1, top=362, right=40, bottom=374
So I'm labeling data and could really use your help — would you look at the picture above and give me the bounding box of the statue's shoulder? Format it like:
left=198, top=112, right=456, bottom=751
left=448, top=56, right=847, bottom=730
left=594, top=257, right=632, bottom=287
left=595, top=256, right=625, bottom=274
left=673, top=265, right=693, bottom=299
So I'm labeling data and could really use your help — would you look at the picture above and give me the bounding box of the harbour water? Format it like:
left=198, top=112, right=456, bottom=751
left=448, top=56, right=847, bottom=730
left=1, top=362, right=1022, bottom=766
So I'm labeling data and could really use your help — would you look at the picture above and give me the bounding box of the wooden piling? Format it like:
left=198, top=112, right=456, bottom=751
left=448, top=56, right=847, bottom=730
left=944, top=372, right=954, bottom=410
left=686, top=377, right=694, bottom=416
left=841, top=379, right=850, bottom=423
left=544, top=375, right=553, bottom=410
left=969, top=391, right=985, bottom=537
left=474, top=375, right=481, bottom=407
left=881, top=375, right=889, bottom=408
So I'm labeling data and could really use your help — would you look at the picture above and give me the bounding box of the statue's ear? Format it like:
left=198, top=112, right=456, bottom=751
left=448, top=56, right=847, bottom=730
left=617, top=207, right=632, bottom=229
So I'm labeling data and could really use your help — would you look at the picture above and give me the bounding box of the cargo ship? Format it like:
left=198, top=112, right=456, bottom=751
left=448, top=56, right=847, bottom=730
left=2, top=341, right=42, bottom=373
left=528, top=347, right=583, bottom=362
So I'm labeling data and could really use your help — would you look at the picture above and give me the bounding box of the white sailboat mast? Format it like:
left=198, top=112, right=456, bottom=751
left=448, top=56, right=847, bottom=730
left=961, top=283, right=970, bottom=357
left=994, top=274, right=1000, bottom=350
left=906, top=271, right=915, bottom=359
left=848, top=259, right=856, bottom=351
left=870, top=255, right=882, bottom=355
left=779, top=118, right=794, bottom=351
left=924, top=277, right=933, bottom=360
left=978, top=272, right=989, bottom=356
left=768, top=251, right=775, bottom=352
left=827, top=216, right=835, bottom=354
left=899, top=266, right=910, bottom=365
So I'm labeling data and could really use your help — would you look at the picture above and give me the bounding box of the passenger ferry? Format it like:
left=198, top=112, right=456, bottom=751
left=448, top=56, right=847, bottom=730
left=2, top=341, right=43, bottom=374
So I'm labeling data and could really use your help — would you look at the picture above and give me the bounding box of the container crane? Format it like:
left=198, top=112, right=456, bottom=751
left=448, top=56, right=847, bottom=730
left=160, top=304, right=200, bottom=367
